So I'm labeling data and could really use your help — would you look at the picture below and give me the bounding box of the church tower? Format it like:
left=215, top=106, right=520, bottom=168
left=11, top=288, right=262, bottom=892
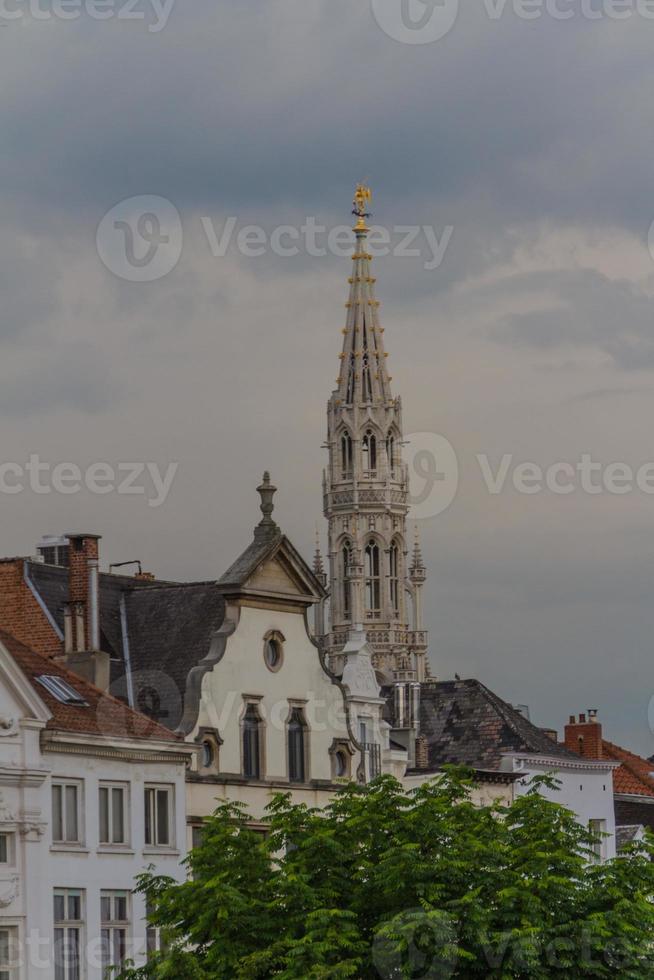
left=321, top=185, right=429, bottom=682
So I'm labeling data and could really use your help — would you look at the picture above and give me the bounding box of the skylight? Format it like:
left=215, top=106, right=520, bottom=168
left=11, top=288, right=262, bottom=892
left=36, top=674, right=89, bottom=707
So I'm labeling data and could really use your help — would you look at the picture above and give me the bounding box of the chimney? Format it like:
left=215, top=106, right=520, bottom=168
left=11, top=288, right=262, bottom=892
left=415, top=734, right=430, bottom=770
left=61, top=533, right=110, bottom=691
left=564, top=710, right=603, bottom=759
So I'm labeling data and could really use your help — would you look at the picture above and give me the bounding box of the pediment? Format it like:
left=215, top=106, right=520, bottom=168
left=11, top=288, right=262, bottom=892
left=246, top=555, right=304, bottom=596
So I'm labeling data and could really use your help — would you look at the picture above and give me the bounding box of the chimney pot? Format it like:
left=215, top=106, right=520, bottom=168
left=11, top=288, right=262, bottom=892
left=579, top=712, right=586, bottom=723
left=569, top=715, right=576, bottom=724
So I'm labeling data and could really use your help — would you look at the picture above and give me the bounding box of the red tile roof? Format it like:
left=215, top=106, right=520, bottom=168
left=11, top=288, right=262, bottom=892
left=0, top=629, right=180, bottom=744
left=602, top=740, right=654, bottom=798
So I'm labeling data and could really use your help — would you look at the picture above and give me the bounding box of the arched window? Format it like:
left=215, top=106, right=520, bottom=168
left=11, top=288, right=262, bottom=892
left=342, top=543, right=352, bottom=620
left=287, top=707, right=307, bottom=783
left=389, top=542, right=400, bottom=618
left=346, top=354, right=355, bottom=404
left=362, top=431, right=377, bottom=476
left=242, top=703, right=263, bottom=780
left=386, top=433, right=396, bottom=478
left=341, top=431, right=353, bottom=479
left=365, top=540, right=381, bottom=617
left=361, top=316, right=373, bottom=403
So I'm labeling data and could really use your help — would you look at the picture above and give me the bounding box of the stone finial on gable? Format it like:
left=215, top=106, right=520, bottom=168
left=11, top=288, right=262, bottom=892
left=256, top=472, right=278, bottom=531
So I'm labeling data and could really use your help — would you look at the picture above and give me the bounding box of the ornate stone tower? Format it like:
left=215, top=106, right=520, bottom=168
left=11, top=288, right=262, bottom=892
left=321, top=185, right=429, bottom=682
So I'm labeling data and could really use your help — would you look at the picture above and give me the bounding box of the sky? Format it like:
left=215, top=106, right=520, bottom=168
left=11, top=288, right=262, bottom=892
left=3, top=0, right=654, bottom=752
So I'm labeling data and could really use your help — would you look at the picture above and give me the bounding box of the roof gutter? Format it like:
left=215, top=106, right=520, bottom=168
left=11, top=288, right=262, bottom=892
left=23, top=560, right=63, bottom=641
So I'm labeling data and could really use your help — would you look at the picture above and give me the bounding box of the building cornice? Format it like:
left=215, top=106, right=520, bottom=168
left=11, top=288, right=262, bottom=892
left=505, top=752, right=619, bottom=772
left=41, top=730, right=195, bottom=765
left=0, top=766, right=49, bottom=788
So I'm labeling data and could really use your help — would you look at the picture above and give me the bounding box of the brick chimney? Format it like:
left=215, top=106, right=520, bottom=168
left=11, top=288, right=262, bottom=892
left=415, top=734, right=430, bottom=770
left=60, top=533, right=109, bottom=691
left=564, top=710, right=603, bottom=759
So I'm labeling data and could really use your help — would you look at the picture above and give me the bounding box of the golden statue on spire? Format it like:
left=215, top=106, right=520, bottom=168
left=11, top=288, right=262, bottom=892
left=352, top=182, right=372, bottom=232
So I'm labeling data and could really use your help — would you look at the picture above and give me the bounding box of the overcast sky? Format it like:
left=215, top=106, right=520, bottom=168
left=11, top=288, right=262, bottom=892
left=3, top=1, right=654, bottom=752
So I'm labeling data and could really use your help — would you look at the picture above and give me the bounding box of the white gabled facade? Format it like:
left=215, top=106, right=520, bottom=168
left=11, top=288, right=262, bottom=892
left=181, top=476, right=403, bottom=828
left=0, top=634, right=194, bottom=980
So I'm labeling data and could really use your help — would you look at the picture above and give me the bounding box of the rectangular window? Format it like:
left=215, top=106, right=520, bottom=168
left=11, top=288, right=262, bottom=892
left=287, top=707, right=307, bottom=784
left=101, top=891, right=130, bottom=974
left=99, top=784, right=128, bottom=845
left=242, top=704, right=262, bottom=780
left=52, top=782, right=82, bottom=844
left=145, top=899, right=167, bottom=959
left=144, top=787, right=172, bottom=847
left=0, top=833, right=13, bottom=865
left=589, top=818, right=607, bottom=860
left=54, top=889, right=84, bottom=980
left=0, top=927, right=17, bottom=980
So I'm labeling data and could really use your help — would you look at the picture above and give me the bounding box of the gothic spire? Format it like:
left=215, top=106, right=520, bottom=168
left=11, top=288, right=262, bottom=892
left=335, top=184, right=393, bottom=409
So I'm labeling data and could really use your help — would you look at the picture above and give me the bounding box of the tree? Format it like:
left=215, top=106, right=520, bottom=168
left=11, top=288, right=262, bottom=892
left=120, top=771, right=654, bottom=979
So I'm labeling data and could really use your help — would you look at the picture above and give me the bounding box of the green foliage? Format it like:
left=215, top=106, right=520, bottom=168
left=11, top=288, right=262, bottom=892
left=119, top=771, right=654, bottom=978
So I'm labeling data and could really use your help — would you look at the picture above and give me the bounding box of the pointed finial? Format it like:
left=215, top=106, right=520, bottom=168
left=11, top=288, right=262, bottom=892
left=313, top=525, right=324, bottom=573
left=256, top=471, right=277, bottom=527
left=352, top=182, right=372, bottom=233
left=313, top=525, right=327, bottom=585
left=411, top=524, right=425, bottom=572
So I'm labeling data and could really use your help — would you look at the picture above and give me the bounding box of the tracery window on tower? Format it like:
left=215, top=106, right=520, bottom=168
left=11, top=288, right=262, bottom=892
left=361, top=316, right=372, bottom=403
left=389, top=541, right=401, bottom=618
left=340, top=431, right=353, bottom=479
left=362, top=431, right=377, bottom=477
left=364, top=540, right=381, bottom=618
left=386, top=432, right=397, bottom=478
left=345, top=340, right=356, bottom=404
left=342, top=542, right=352, bottom=620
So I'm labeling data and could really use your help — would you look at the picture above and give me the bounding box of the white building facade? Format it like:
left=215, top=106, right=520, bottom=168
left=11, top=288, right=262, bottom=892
left=0, top=631, right=193, bottom=980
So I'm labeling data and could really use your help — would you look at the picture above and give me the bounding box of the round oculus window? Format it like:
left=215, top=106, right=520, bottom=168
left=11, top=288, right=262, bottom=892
left=264, top=637, right=283, bottom=671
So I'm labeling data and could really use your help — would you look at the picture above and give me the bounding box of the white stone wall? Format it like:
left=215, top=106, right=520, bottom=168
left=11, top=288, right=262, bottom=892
left=506, top=754, right=617, bottom=860
left=187, top=605, right=396, bottom=823
left=0, top=671, right=189, bottom=979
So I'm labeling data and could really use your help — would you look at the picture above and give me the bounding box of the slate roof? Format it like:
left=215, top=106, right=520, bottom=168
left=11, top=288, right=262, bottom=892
left=217, top=524, right=282, bottom=589
left=25, top=559, right=225, bottom=732
left=406, top=678, right=580, bottom=771
left=602, top=740, right=654, bottom=798
left=1, top=629, right=179, bottom=743
left=616, top=824, right=644, bottom=851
